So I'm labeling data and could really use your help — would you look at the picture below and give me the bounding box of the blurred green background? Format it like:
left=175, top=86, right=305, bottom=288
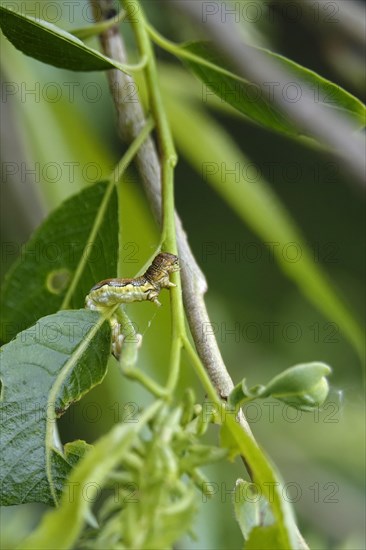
left=1, top=1, right=365, bottom=548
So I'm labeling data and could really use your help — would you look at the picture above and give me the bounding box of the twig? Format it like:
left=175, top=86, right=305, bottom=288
left=90, top=0, right=250, bottom=434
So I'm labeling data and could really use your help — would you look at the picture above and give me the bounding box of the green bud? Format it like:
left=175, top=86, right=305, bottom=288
left=262, top=362, right=332, bottom=411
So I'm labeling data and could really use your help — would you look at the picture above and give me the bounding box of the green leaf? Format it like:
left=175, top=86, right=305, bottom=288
left=167, top=100, right=364, bottom=358
left=181, top=42, right=295, bottom=136
left=180, top=41, right=366, bottom=137
left=18, top=401, right=161, bottom=550
left=234, top=479, right=274, bottom=540
left=0, top=5, right=129, bottom=72
left=245, top=525, right=284, bottom=549
left=0, top=181, right=118, bottom=343
left=0, top=309, right=111, bottom=506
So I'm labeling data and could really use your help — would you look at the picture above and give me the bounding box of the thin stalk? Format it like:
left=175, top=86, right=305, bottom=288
left=146, top=22, right=249, bottom=83
left=70, top=8, right=127, bottom=40
left=165, top=333, right=182, bottom=394
left=122, top=367, right=168, bottom=398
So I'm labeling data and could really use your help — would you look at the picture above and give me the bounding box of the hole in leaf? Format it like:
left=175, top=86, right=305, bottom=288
left=46, top=268, right=72, bottom=295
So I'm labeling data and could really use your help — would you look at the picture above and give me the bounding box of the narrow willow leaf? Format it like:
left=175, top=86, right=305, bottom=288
left=0, top=5, right=129, bottom=72
left=0, top=181, right=118, bottom=343
left=168, top=100, right=364, bottom=357
left=180, top=41, right=366, bottom=137
left=19, top=401, right=161, bottom=550
left=0, top=310, right=111, bottom=506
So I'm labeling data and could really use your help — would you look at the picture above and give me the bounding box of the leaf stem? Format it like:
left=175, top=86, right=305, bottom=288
left=70, top=8, right=127, bottom=40
left=165, top=333, right=182, bottom=394
left=145, top=22, right=248, bottom=84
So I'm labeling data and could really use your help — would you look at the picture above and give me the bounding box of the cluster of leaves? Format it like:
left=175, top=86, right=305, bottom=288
left=1, top=296, right=316, bottom=548
left=80, top=398, right=227, bottom=549
left=14, top=384, right=230, bottom=549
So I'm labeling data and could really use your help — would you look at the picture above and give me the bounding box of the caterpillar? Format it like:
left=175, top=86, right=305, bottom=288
left=85, top=252, right=179, bottom=311
left=85, top=252, right=179, bottom=358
